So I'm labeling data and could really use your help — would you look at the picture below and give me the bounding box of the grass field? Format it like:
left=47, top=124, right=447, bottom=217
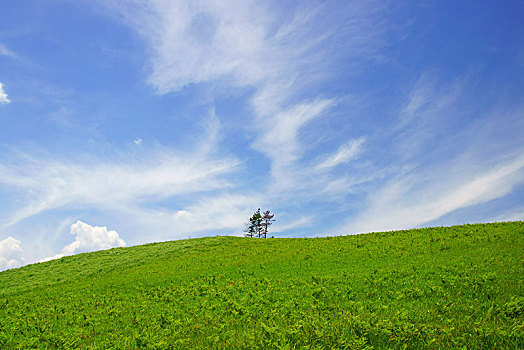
left=0, top=222, right=523, bottom=349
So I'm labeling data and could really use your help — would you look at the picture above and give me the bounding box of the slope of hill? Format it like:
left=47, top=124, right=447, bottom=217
left=0, top=222, right=523, bottom=349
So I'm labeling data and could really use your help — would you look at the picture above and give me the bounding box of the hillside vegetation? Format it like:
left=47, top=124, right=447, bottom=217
left=0, top=222, right=523, bottom=349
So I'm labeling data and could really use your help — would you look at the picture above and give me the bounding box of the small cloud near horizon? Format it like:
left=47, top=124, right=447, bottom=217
left=0, top=82, right=10, bottom=104
left=41, top=221, right=126, bottom=262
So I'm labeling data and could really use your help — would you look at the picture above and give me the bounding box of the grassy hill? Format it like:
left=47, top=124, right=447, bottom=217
left=0, top=222, right=523, bottom=349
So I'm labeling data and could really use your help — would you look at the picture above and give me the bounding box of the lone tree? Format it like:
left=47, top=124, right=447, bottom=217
left=244, top=209, right=275, bottom=238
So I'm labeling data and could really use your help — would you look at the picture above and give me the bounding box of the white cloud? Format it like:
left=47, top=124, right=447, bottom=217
left=397, top=72, right=437, bottom=128
left=110, top=0, right=274, bottom=92
left=0, top=82, right=10, bottom=104
left=336, top=69, right=524, bottom=235
left=316, top=137, right=366, bottom=170
left=0, top=114, right=249, bottom=254
left=109, top=1, right=383, bottom=93
left=134, top=193, right=309, bottom=238
left=343, top=155, right=524, bottom=234
left=172, top=194, right=259, bottom=234
left=120, top=193, right=262, bottom=239
left=394, top=72, right=469, bottom=161
left=271, top=216, right=311, bottom=233
left=0, top=123, right=239, bottom=229
left=63, top=221, right=126, bottom=254
left=108, top=0, right=384, bottom=201
left=41, top=221, right=126, bottom=262
left=0, top=236, right=24, bottom=271
left=0, top=43, right=15, bottom=58
left=254, top=98, right=335, bottom=168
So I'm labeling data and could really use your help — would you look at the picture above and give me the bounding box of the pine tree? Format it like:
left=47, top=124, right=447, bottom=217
left=261, top=210, right=275, bottom=238
left=244, top=209, right=275, bottom=238
left=244, top=209, right=262, bottom=238
left=243, top=221, right=255, bottom=237
left=253, top=208, right=263, bottom=238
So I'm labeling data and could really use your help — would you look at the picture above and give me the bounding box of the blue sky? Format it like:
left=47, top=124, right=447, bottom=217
left=1, top=0, right=523, bottom=269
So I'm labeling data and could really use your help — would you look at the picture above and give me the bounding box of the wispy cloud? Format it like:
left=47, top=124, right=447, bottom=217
left=271, top=216, right=312, bottom=234
left=108, top=0, right=272, bottom=92
left=344, top=155, right=524, bottom=234
left=0, top=133, right=239, bottom=230
left=253, top=98, right=336, bottom=169
left=106, top=0, right=387, bottom=209
left=0, top=82, right=10, bottom=104
left=170, top=194, right=261, bottom=235
left=393, top=72, right=470, bottom=162
left=340, top=70, right=524, bottom=234
left=0, top=43, right=16, bottom=58
left=316, top=137, right=366, bottom=170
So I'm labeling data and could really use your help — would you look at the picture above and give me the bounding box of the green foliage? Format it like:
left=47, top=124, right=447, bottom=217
left=0, top=222, right=523, bottom=349
left=244, top=209, right=262, bottom=238
left=261, top=210, right=275, bottom=238
left=245, top=209, right=275, bottom=238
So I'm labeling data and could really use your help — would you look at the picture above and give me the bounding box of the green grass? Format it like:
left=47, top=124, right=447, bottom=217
left=0, top=222, right=523, bottom=349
